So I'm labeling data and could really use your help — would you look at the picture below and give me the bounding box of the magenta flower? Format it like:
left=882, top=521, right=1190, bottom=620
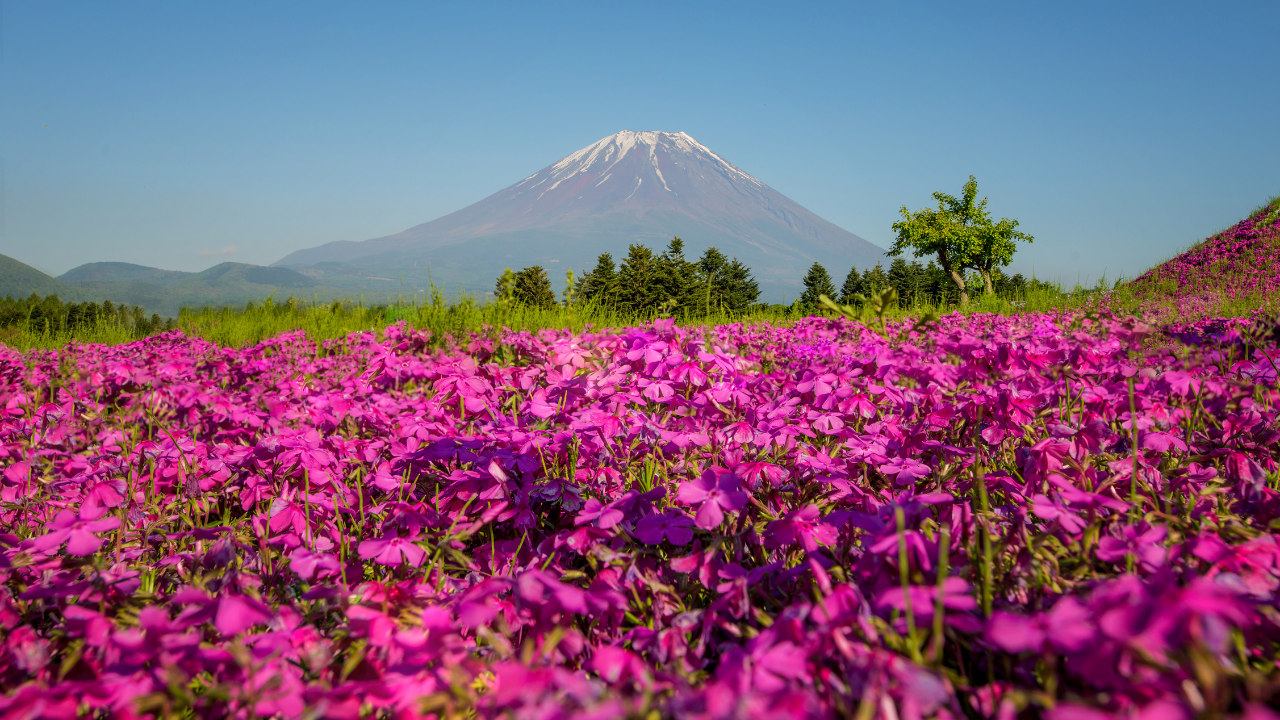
left=215, top=594, right=274, bottom=637
left=677, top=470, right=749, bottom=530
left=5, top=242, right=1280, bottom=717
left=1097, top=524, right=1168, bottom=571
left=634, top=510, right=695, bottom=546
left=590, top=645, right=649, bottom=687
left=358, top=534, right=427, bottom=566
left=289, top=549, right=342, bottom=580
left=1031, top=493, right=1088, bottom=535
left=28, top=510, right=120, bottom=556
left=987, top=596, right=1095, bottom=654
left=765, top=505, right=838, bottom=552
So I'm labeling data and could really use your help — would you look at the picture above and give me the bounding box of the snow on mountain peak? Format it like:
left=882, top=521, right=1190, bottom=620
left=537, top=130, right=761, bottom=190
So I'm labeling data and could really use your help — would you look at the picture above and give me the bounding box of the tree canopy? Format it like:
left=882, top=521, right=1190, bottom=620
left=888, top=175, right=1032, bottom=305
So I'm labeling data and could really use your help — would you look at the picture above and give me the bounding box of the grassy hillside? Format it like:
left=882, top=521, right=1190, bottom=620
left=1128, top=194, right=1280, bottom=325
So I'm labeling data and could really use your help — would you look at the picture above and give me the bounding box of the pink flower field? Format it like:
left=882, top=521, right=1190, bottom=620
left=1, top=306, right=1280, bottom=719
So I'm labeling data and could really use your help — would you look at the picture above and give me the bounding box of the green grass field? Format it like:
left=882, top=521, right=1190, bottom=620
left=0, top=275, right=1150, bottom=352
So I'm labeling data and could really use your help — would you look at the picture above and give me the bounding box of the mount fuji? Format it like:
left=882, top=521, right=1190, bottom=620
left=273, top=131, right=883, bottom=302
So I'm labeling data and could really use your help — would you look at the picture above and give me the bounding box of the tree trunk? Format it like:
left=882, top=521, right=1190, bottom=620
left=980, top=269, right=994, bottom=296
left=937, top=249, right=969, bottom=307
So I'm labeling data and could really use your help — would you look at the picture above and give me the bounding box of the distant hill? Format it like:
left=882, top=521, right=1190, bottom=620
left=17, top=257, right=409, bottom=317
left=0, top=254, right=76, bottom=299
left=59, top=262, right=191, bottom=286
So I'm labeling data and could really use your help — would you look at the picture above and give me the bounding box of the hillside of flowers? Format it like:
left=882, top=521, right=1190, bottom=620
left=1, top=307, right=1279, bottom=719
left=1131, top=198, right=1280, bottom=326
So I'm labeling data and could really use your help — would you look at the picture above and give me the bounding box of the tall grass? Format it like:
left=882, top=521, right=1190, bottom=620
left=0, top=276, right=1141, bottom=351
left=0, top=319, right=145, bottom=352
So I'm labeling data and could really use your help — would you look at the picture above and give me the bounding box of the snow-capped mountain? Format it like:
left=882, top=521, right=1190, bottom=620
left=274, top=131, right=883, bottom=301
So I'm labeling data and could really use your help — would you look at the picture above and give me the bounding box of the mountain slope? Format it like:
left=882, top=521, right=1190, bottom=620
left=274, top=131, right=883, bottom=301
left=13, top=257, right=402, bottom=317
left=0, top=254, right=76, bottom=299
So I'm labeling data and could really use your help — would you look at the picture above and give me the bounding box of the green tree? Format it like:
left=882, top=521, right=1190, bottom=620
left=656, top=236, right=695, bottom=311
left=972, top=216, right=1033, bottom=296
left=617, top=244, right=666, bottom=314
left=862, top=262, right=888, bottom=296
left=496, top=266, right=557, bottom=309
left=693, top=246, right=760, bottom=314
left=889, top=175, right=1031, bottom=305
left=515, top=266, right=558, bottom=309
left=575, top=253, right=618, bottom=305
left=799, top=262, right=837, bottom=307
left=721, top=258, right=760, bottom=312
left=888, top=258, right=916, bottom=308
left=695, top=246, right=729, bottom=314
left=839, top=265, right=864, bottom=306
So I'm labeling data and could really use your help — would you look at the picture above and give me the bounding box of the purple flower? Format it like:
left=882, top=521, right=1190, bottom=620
left=880, top=457, right=931, bottom=485
left=575, top=497, right=625, bottom=529
left=289, top=549, right=341, bottom=580
left=677, top=469, right=749, bottom=530
left=1032, top=493, right=1088, bottom=535
left=634, top=510, right=695, bottom=546
left=215, top=594, right=273, bottom=637
left=988, top=596, right=1095, bottom=655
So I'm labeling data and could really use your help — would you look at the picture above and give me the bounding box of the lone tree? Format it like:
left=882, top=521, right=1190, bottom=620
left=889, top=175, right=1031, bottom=306
left=799, top=262, right=837, bottom=307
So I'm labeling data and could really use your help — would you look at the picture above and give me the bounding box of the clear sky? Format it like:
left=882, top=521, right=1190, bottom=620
left=3, top=1, right=1278, bottom=286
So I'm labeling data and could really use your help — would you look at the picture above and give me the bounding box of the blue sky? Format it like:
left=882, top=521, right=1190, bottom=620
left=3, top=1, right=1278, bottom=286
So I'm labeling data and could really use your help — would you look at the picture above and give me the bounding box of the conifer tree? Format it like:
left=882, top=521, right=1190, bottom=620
left=617, top=244, right=665, bottom=314
left=575, top=253, right=618, bottom=305
left=862, top=262, right=887, bottom=296
left=693, top=246, right=760, bottom=314
left=695, top=246, right=730, bottom=314
left=722, top=258, right=760, bottom=312
left=839, top=265, right=864, bottom=306
left=510, top=266, right=557, bottom=309
left=799, top=262, right=837, bottom=307
left=888, top=258, right=918, bottom=308
left=656, top=237, right=695, bottom=310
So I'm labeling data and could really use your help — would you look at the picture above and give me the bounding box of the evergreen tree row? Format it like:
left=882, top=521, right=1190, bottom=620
left=0, top=294, right=172, bottom=337
left=497, top=237, right=762, bottom=316
left=801, top=258, right=1053, bottom=309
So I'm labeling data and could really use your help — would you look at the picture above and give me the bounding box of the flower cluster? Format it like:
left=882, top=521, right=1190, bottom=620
left=0, top=313, right=1278, bottom=718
